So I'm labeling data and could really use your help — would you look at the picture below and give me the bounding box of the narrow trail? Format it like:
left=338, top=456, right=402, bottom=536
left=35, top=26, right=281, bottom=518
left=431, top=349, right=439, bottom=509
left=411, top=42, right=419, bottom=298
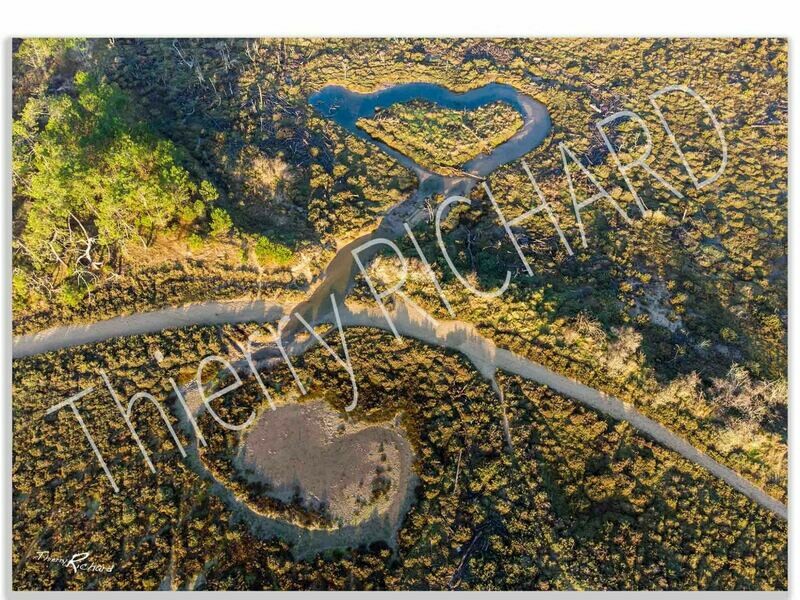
left=12, top=297, right=788, bottom=521
left=11, top=81, right=787, bottom=533
left=339, top=301, right=788, bottom=520
left=12, top=300, right=286, bottom=359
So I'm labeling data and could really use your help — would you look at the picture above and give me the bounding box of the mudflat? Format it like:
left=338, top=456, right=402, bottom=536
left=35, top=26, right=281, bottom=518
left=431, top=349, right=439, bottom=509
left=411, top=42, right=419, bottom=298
left=238, top=400, right=415, bottom=527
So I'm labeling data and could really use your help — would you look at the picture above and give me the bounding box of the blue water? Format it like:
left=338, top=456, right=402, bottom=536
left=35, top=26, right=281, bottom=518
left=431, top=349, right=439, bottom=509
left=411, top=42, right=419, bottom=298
left=309, top=82, right=552, bottom=178
left=287, top=82, right=552, bottom=327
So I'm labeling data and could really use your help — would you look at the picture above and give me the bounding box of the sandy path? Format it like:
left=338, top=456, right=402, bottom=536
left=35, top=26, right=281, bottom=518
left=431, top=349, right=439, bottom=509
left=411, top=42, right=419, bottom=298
left=11, top=81, right=786, bottom=531
left=12, top=300, right=285, bottom=359
left=338, top=301, right=788, bottom=521
left=13, top=297, right=788, bottom=521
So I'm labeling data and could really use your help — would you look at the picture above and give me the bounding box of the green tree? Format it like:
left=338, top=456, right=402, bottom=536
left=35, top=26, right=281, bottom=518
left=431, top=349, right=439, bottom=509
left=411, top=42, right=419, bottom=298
left=209, top=207, right=234, bottom=239
left=14, top=71, right=215, bottom=301
left=254, top=235, right=293, bottom=266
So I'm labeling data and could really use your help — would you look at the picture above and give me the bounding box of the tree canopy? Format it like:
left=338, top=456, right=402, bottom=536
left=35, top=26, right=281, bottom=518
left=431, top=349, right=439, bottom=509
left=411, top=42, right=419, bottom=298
left=14, top=71, right=216, bottom=305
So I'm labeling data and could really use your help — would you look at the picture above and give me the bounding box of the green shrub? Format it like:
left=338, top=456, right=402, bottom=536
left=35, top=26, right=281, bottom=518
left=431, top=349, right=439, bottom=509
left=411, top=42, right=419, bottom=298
left=209, top=207, right=233, bottom=238
left=254, top=235, right=293, bottom=266
left=57, top=281, right=87, bottom=308
left=187, top=233, right=204, bottom=251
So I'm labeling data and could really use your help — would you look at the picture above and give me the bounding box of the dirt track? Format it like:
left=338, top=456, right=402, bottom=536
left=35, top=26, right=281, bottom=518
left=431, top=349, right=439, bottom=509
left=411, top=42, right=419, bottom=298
left=13, top=297, right=788, bottom=521
left=12, top=79, right=786, bottom=541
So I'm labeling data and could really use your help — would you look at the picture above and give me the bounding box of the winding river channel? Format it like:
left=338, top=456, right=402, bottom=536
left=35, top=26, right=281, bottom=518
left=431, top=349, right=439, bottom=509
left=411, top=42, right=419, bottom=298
left=12, top=82, right=787, bottom=558
left=289, top=83, right=551, bottom=328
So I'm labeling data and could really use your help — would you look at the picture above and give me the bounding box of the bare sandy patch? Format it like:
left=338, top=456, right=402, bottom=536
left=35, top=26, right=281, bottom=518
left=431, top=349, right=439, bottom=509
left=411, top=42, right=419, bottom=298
left=237, top=400, right=414, bottom=529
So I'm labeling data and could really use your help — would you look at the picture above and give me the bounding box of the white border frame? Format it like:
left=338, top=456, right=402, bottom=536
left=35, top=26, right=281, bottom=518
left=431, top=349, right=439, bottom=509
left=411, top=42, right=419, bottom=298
left=1, top=1, right=795, bottom=597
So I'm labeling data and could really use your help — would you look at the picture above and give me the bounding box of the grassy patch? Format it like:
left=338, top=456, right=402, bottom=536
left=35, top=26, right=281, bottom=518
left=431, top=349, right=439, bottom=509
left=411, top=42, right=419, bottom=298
left=357, top=100, right=522, bottom=174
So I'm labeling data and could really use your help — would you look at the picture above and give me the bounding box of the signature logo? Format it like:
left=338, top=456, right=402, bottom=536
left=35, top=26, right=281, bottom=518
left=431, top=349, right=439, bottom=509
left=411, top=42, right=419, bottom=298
left=34, top=551, right=114, bottom=574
